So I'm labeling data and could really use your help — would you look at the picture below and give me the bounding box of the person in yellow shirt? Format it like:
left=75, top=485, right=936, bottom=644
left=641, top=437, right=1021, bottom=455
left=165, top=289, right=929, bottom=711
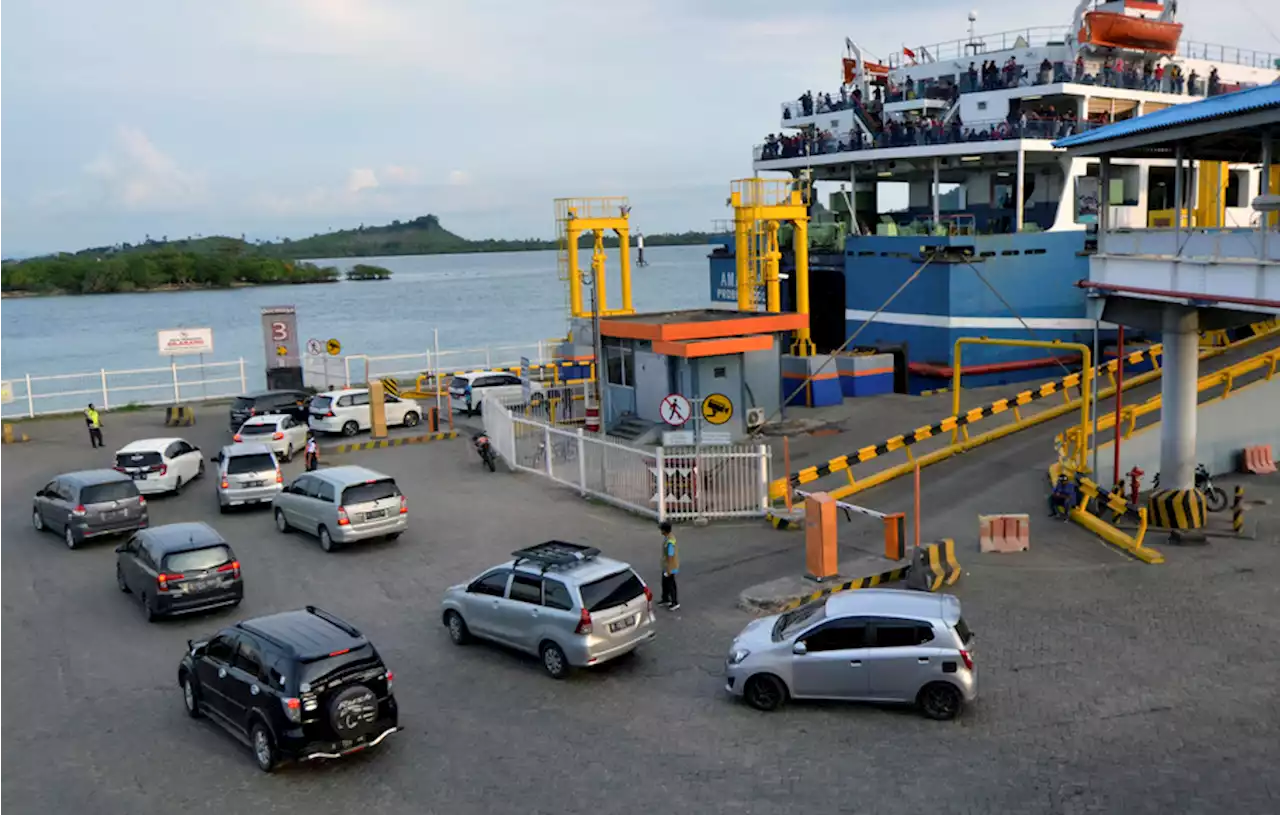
left=659, top=521, right=679, bottom=611
left=84, top=403, right=104, bottom=448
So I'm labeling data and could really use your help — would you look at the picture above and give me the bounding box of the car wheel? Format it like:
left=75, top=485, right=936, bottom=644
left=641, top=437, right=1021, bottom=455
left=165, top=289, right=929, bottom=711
left=174, top=476, right=184, bottom=495
left=64, top=526, right=78, bottom=550
left=117, top=563, right=131, bottom=593
left=32, top=508, right=45, bottom=533
left=197, top=460, right=205, bottom=479
left=318, top=525, right=335, bottom=552
left=250, top=722, right=278, bottom=773
left=285, top=443, right=294, bottom=462
left=181, top=673, right=202, bottom=719
left=918, top=681, right=964, bottom=721
left=540, top=641, right=571, bottom=680
left=445, top=611, right=471, bottom=645
left=218, top=502, right=229, bottom=515
left=402, top=411, right=420, bottom=428
left=385, top=532, right=401, bottom=541
left=342, top=421, right=360, bottom=437
left=274, top=509, right=290, bottom=533
left=744, top=674, right=787, bottom=712
left=141, top=592, right=157, bottom=623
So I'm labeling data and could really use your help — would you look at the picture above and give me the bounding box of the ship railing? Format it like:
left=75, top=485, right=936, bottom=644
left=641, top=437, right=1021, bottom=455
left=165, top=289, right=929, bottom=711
left=1176, top=40, right=1279, bottom=70
left=887, top=26, right=1073, bottom=68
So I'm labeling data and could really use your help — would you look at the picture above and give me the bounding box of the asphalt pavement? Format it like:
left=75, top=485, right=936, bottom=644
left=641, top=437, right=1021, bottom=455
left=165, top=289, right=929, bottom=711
left=3, top=404, right=1279, bottom=815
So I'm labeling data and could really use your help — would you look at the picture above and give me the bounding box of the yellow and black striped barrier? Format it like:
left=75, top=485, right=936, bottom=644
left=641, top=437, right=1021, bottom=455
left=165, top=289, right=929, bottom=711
left=1232, top=486, right=1245, bottom=535
left=773, top=347, right=1164, bottom=501
left=164, top=405, right=195, bottom=427
left=779, top=565, right=911, bottom=611
left=1148, top=489, right=1208, bottom=530
left=766, top=511, right=803, bottom=531
left=2, top=423, right=31, bottom=444
left=1065, top=471, right=1162, bottom=564
left=380, top=377, right=400, bottom=399
left=906, top=539, right=962, bottom=592
left=330, top=431, right=458, bottom=454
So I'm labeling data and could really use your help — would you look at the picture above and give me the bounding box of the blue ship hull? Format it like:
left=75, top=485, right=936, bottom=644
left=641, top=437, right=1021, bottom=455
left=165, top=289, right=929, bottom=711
left=708, top=231, right=1135, bottom=392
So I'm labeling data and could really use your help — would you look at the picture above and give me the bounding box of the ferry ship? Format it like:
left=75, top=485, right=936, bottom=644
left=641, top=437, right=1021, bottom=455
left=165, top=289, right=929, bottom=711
left=708, top=0, right=1279, bottom=391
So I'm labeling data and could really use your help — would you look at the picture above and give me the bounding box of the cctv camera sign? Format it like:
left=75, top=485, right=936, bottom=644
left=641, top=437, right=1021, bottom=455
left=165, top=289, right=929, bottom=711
left=158, top=328, right=214, bottom=356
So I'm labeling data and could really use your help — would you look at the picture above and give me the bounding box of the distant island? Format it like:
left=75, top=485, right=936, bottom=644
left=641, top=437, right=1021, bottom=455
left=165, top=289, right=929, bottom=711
left=2, top=214, right=712, bottom=296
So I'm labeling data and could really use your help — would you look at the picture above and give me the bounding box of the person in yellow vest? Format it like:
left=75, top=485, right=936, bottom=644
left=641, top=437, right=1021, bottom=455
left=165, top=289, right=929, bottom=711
left=84, top=403, right=104, bottom=448
left=659, top=521, right=679, bottom=611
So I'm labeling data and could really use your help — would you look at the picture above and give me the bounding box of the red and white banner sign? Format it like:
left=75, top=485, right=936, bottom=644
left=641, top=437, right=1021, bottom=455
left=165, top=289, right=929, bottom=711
left=158, top=327, right=214, bottom=356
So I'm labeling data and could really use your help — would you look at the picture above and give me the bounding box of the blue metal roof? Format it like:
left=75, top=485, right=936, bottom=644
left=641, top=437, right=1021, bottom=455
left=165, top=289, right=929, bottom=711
left=1053, top=83, right=1280, bottom=150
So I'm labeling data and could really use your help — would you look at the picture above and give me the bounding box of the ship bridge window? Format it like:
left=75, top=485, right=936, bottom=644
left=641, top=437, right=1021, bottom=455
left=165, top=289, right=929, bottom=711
left=1227, top=171, right=1249, bottom=208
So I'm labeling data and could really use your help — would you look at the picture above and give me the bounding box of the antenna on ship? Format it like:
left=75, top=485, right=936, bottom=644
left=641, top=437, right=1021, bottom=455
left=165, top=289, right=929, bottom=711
left=967, top=9, right=978, bottom=45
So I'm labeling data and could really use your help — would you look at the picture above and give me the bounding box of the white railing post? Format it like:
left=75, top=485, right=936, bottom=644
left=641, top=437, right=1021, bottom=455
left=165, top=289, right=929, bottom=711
left=543, top=424, right=553, bottom=477
left=758, top=444, right=770, bottom=513
left=239, top=358, right=247, bottom=393
left=171, top=360, right=181, bottom=403
left=657, top=446, right=667, bottom=522
left=486, top=347, right=493, bottom=369
left=101, top=369, right=109, bottom=410
left=25, top=373, right=34, bottom=418
left=576, top=428, right=587, bottom=495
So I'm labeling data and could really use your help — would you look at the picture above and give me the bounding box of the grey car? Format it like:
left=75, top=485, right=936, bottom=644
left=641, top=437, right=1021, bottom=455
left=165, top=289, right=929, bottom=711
left=213, top=444, right=282, bottom=512
left=724, top=589, right=977, bottom=720
left=441, top=541, right=656, bottom=679
left=32, top=469, right=149, bottom=550
left=272, top=465, right=406, bottom=552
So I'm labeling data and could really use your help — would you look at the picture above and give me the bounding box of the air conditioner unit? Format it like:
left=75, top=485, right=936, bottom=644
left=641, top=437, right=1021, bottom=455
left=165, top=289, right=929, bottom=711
left=746, top=407, right=766, bottom=431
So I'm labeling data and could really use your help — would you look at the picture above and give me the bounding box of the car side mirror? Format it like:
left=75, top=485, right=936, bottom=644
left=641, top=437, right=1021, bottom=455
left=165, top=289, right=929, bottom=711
left=792, top=641, right=808, bottom=656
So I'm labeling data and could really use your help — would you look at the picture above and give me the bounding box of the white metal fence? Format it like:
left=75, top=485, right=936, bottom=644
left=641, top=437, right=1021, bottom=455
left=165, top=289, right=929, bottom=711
left=2, top=359, right=248, bottom=419
left=484, top=402, right=770, bottom=521
left=305, top=341, right=559, bottom=391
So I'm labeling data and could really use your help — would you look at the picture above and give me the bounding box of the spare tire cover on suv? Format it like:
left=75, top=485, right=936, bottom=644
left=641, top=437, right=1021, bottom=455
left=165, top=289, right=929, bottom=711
left=329, top=685, right=379, bottom=737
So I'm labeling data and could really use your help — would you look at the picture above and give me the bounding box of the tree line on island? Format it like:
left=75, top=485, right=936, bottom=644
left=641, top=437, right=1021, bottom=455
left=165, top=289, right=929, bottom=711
left=2, top=214, right=712, bottom=295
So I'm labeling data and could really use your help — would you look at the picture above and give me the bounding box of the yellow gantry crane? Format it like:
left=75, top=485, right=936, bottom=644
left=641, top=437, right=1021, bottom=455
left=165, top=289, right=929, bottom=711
left=730, top=178, right=814, bottom=356
left=555, top=197, right=635, bottom=318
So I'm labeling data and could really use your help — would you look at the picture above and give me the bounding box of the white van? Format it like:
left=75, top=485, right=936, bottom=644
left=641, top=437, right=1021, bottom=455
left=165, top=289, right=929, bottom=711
left=449, top=371, right=543, bottom=416
left=308, top=388, right=422, bottom=436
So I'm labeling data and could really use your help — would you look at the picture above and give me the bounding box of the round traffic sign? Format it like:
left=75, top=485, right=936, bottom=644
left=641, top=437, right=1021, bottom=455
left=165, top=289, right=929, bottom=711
left=659, top=393, right=691, bottom=426
left=306, top=338, right=324, bottom=356
left=701, top=393, right=733, bottom=425
left=275, top=345, right=289, bottom=357
left=326, top=338, right=342, bottom=356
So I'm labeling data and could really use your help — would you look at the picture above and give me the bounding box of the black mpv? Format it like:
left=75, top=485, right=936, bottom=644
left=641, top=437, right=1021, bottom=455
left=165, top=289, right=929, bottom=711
left=178, top=606, right=400, bottom=772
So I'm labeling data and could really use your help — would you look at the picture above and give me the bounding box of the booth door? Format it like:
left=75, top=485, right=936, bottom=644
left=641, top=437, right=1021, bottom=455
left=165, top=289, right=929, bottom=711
left=633, top=351, right=669, bottom=423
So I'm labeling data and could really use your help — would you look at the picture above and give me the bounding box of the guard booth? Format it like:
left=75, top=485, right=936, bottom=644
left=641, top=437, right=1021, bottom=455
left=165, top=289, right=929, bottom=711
left=564, top=309, right=808, bottom=440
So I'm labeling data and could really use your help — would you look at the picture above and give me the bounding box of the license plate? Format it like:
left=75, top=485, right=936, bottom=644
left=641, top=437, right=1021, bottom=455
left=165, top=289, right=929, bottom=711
left=183, top=580, right=214, bottom=593
left=244, top=480, right=264, bottom=488
left=366, top=509, right=387, bottom=520
left=609, top=615, right=637, bottom=633
left=106, top=509, right=126, bottom=520
left=132, top=473, right=147, bottom=481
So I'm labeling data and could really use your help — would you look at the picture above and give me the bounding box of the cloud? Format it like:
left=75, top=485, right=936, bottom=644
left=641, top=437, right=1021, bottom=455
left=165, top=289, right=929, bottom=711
left=447, top=170, right=471, bottom=187
left=346, top=168, right=380, bottom=193
left=82, top=126, right=205, bottom=210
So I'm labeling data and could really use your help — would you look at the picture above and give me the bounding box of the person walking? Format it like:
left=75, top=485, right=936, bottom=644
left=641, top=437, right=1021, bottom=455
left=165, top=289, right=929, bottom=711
left=659, top=521, right=679, bottom=611
left=84, top=403, right=104, bottom=448
left=304, top=432, right=320, bottom=471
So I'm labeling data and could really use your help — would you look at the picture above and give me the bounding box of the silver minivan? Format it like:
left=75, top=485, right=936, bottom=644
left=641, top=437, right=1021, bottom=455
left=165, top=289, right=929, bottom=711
left=441, top=542, right=656, bottom=679
left=32, top=469, right=149, bottom=549
left=272, top=465, right=406, bottom=552
left=723, top=589, right=977, bottom=720
left=213, top=444, right=282, bottom=512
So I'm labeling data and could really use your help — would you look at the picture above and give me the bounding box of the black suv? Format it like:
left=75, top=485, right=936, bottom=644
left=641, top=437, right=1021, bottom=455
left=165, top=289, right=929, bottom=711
left=229, top=390, right=311, bottom=432
left=178, top=606, right=400, bottom=772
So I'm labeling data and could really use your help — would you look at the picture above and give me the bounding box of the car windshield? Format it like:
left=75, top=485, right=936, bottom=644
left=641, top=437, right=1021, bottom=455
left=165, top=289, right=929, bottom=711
left=227, top=453, right=276, bottom=475
left=310, top=396, right=332, bottom=411
left=232, top=397, right=254, bottom=410
left=954, top=617, right=974, bottom=644
left=116, top=451, right=162, bottom=468
left=80, top=481, right=139, bottom=504
left=579, top=569, right=645, bottom=613
left=239, top=423, right=277, bottom=435
left=772, top=602, right=826, bottom=641
left=163, top=545, right=232, bottom=572
left=299, top=643, right=378, bottom=685
left=341, top=480, right=399, bottom=505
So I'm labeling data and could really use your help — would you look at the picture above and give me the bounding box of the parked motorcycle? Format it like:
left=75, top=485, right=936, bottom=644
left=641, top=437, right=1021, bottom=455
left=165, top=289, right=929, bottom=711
left=473, top=433, right=497, bottom=473
left=1151, top=464, right=1227, bottom=512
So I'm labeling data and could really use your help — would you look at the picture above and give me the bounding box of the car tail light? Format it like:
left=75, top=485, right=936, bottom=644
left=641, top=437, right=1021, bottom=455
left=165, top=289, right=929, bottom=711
left=282, top=697, right=302, bottom=723
left=113, top=466, right=126, bottom=474
left=574, top=607, right=593, bottom=635
left=337, top=507, right=350, bottom=526
left=325, top=410, right=335, bottom=418
left=220, top=479, right=229, bottom=489
left=275, top=469, right=283, bottom=484
left=250, top=407, right=257, bottom=416
left=643, top=585, right=654, bottom=614
left=960, top=650, right=974, bottom=671
left=217, top=560, right=241, bottom=579
left=272, top=432, right=284, bottom=440
left=158, top=465, right=168, bottom=476
left=137, top=495, right=146, bottom=507
left=72, top=504, right=87, bottom=516
left=385, top=669, right=394, bottom=691
left=157, top=572, right=183, bottom=592
left=399, top=495, right=408, bottom=515
left=233, top=434, right=242, bottom=442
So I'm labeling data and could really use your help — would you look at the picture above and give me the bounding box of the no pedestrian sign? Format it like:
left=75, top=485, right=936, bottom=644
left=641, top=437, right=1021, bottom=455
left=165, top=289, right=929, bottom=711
left=659, top=393, right=691, bottom=426
left=307, top=338, right=324, bottom=356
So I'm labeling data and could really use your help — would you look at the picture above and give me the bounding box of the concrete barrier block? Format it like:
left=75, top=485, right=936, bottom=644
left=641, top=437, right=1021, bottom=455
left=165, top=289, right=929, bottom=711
left=979, top=514, right=1030, bottom=553
left=1241, top=445, right=1277, bottom=475
left=164, top=405, right=195, bottom=427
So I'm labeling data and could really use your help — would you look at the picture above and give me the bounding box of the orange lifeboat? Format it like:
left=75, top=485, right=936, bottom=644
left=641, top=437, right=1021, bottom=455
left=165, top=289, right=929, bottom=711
left=1077, top=10, right=1183, bottom=54
left=843, top=58, right=890, bottom=84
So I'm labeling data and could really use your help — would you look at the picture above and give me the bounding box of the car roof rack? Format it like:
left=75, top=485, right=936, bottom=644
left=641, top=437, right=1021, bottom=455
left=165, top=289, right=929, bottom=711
left=511, top=541, right=601, bottom=572
left=306, top=605, right=363, bottom=637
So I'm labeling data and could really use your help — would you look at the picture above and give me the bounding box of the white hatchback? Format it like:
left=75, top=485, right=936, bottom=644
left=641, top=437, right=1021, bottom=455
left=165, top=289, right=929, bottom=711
left=234, top=414, right=308, bottom=461
left=308, top=388, right=423, bottom=436
left=114, top=437, right=206, bottom=495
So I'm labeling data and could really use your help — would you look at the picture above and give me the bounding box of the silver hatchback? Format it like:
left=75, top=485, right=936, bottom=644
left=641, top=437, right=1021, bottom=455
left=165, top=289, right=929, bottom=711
left=213, top=444, right=282, bottom=511
left=272, top=465, right=407, bottom=552
left=441, top=542, right=656, bottom=679
left=724, top=589, right=976, bottom=720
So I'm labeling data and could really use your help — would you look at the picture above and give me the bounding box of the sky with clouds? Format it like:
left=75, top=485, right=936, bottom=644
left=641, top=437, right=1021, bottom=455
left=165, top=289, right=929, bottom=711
left=2, top=0, right=1274, bottom=256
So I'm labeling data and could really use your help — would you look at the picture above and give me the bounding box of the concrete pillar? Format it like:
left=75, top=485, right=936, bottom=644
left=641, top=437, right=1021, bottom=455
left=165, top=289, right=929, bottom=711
left=1015, top=146, right=1025, bottom=233
left=1158, top=305, right=1200, bottom=490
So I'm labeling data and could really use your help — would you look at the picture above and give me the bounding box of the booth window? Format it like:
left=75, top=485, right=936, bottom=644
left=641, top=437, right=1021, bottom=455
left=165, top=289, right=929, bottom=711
left=606, top=344, right=634, bottom=387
